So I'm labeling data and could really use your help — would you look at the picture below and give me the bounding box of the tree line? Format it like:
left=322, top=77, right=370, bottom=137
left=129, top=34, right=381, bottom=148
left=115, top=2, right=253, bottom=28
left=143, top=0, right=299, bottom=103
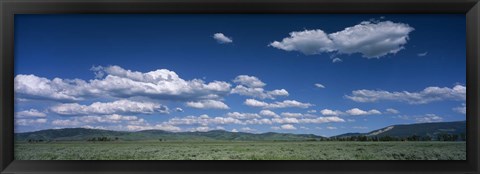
left=328, top=133, right=466, bottom=142
left=87, top=137, right=119, bottom=142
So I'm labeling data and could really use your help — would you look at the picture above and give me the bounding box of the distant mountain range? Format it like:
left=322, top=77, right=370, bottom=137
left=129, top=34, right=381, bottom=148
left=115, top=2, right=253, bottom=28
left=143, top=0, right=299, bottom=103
left=15, top=128, right=326, bottom=142
left=333, top=121, right=466, bottom=139
left=15, top=120, right=466, bottom=142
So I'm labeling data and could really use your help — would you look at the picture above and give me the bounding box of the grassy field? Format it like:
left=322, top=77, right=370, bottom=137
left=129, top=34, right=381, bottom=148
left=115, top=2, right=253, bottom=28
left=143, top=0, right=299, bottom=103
left=15, top=141, right=466, bottom=160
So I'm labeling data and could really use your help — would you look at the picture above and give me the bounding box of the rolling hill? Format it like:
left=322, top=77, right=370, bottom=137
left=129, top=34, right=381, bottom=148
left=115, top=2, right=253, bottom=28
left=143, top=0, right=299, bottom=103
left=15, top=120, right=466, bottom=142
left=15, top=128, right=326, bottom=142
left=333, top=121, right=466, bottom=139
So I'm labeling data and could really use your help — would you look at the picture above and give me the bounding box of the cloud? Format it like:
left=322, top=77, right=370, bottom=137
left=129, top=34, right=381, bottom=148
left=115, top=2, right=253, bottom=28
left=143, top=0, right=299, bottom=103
left=226, top=112, right=261, bottom=119
left=320, top=109, right=344, bottom=116
left=125, top=123, right=182, bottom=132
left=244, top=99, right=313, bottom=109
left=299, top=116, right=345, bottom=124
left=50, top=99, right=169, bottom=116
left=395, top=114, right=444, bottom=123
left=186, top=100, right=229, bottom=109
left=345, top=108, right=382, bottom=116
left=166, top=115, right=243, bottom=126
left=281, top=112, right=303, bottom=117
left=16, top=118, right=48, bottom=126
left=244, top=99, right=269, bottom=107
left=192, top=126, right=211, bottom=132
left=328, top=21, right=414, bottom=58
left=307, top=110, right=316, bottom=113
left=233, top=75, right=265, bottom=88
left=231, top=128, right=239, bottom=132
left=270, top=20, right=414, bottom=58
left=52, top=114, right=143, bottom=126
left=415, top=114, right=443, bottom=123
left=267, top=89, right=289, bottom=97
left=245, top=118, right=273, bottom=125
left=16, top=66, right=233, bottom=102
left=300, top=126, right=310, bottom=130
left=417, top=52, right=428, bottom=57
left=280, top=124, right=297, bottom=130
left=81, top=125, right=107, bottom=130
left=51, top=119, right=81, bottom=126
left=326, top=126, right=337, bottom=130
left=213, top=33, right=233, bottom=44
left=240, top=127, right=257, bottom=132
left=314, top=83, right=325, bottom=88
left=300, top=113, right=315, bottom=118
left=353, top=126, right=368, bottom=129
left=346, top=85, right=466, bottom=104
left=453, top=103, right=466, bottom=114
left=320, top=108, right=382, bottom=116
left=272, top=117, right=300, bottom=124
left=90, top=66, right=232, bottom=101
left=386, top=108, right=400, bottom=114
left=15, top=109, right=47, bottom=118
left=271, top=116, right=345, bottom=124
left=271, top=126, right=280, bottom=130
left=231, top=75, right=288, bottom=99
left=14, top=75, right=89, bottom=102
left=270, top=29, right=335, bottom=55
left=259, top=110, right=279, bottom=117
left=175, top=107, right=184, bottom=112
left=332, top=58, right=343, bottom=63
left=231, top=85, right=289, bottom=99
left=51, top=114, right=183, bottom=132
left=90, top=66, right=105, bottom=79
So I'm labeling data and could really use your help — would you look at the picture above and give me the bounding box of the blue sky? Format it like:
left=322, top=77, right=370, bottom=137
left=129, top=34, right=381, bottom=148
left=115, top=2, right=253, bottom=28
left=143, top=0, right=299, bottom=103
left=14, top=14, right=466, bottom=136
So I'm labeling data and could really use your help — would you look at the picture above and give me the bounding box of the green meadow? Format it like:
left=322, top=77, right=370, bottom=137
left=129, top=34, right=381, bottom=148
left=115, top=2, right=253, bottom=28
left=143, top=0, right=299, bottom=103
left=15, top=141, right=466, bottom=160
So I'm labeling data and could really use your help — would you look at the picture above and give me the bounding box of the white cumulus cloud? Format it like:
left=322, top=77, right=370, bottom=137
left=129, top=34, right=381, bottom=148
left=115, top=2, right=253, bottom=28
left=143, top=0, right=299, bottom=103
left=320, top=109, right=344, bottom=116
left=233, top=75, right=265, bottom=88
left=245, top=118, right=273, bottom=125
left=226, top=112, right=261, bottom=119
left=166, top=115, right=244, bottom=126
left=415, top=114, right=443, bottom=123
left=346, top=85, right=466, bottom=104
left=332, top=58, right=343, bottom=63
left=186, top=100, right=229, bottom=110
left=259, top=110, right=279, bottom=117
left=240, top=127, right=256, bottom=132
left=299, top=117, right=345, bottom=124
left=244, top=99, right=313, bottom=109
left=231, top=75, right=288, bottom=99
left=16, top=65, right=233, bottom=103
left=175, top=107, right=184, bottom=112
left=270, top=20, right=414, bottom=58
left=280, top=124, right=297, bottom=130
left=213, top=33, right=233, bottom=44
left=345, top=108, right=382, bottom=116
left=281, top=112, right=303, bottom=117
left=453, top=103, right=466, bottom=114
left=50, top=99, right=169, bottom=116
left=16, top=118, right=47, bottom=126
left=15, top=109, right=47, bottom=118
left=14, top=75, right=89, bottom=102
left=314, top=83, right=325, bottom=88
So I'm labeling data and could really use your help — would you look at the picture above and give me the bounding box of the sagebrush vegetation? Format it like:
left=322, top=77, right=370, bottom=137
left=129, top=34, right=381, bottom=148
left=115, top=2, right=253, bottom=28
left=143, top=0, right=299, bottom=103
left=15, top=141, right=466, bottom=160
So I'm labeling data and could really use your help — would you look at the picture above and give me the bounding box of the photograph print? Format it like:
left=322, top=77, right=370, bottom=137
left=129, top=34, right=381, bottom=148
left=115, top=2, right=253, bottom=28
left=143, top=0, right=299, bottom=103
left=14, top=14, right=466, bottom=160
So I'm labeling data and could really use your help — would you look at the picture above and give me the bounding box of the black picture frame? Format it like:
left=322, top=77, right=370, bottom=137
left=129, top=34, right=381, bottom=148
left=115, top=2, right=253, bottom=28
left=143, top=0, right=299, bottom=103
left=1, top=0, right=479, bottom=173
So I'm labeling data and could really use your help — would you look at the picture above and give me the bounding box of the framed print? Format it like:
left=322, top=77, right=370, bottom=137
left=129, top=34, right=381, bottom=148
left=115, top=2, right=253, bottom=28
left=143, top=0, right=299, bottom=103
left=1, top=0, right=479, bottom=173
